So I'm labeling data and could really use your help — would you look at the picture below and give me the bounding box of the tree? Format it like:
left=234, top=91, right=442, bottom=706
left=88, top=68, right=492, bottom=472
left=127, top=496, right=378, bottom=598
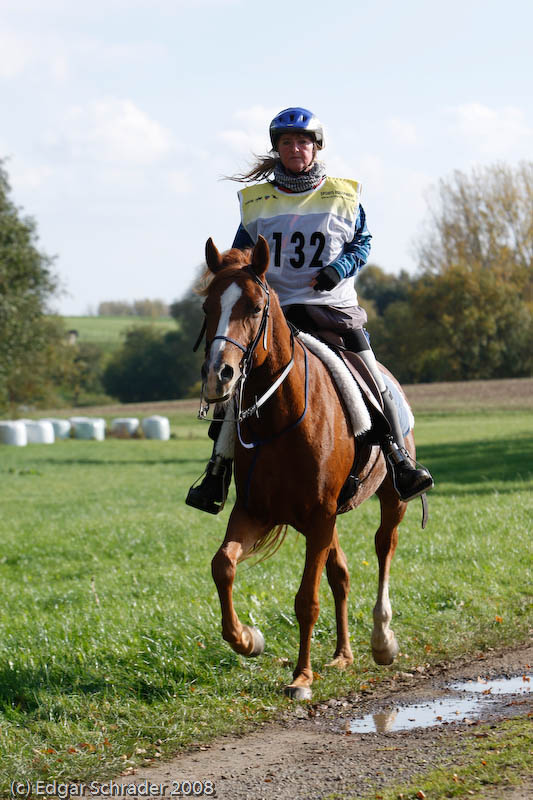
left=416, top=161, right=533, bottom=278
left=102, top=289, right=205, bottom=403
left=374, top=160, right=533, bottom=383
left=0, top=160, right=67, bottom=411
left=357, top=264, right=411, bottom=315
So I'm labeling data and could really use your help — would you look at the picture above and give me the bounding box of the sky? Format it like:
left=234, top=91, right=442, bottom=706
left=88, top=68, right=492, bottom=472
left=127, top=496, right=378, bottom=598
left=1, top=0, right=532, bottom=316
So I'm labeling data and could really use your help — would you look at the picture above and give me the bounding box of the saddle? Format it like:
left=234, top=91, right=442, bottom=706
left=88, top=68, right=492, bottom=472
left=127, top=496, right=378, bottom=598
left=312, top=329, right=391, bottom=442
left=293, top=328, right=390, bottom=514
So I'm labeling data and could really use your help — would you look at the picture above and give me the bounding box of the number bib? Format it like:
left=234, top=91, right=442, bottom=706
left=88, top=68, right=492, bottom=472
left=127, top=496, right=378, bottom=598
left=238, top=177, right=361, bottom=307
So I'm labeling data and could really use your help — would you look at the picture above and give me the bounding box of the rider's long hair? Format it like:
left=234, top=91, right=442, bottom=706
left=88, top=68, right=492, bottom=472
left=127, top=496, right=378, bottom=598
left=228, top=143, right=318, bottom=183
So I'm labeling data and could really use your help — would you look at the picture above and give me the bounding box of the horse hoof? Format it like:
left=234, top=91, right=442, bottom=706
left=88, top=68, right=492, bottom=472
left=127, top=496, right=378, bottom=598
left=242, top=625, right=265, bottom=657
left=372, top=637, right=399, bottom=666
left=284, top=685, right=312, bottom=701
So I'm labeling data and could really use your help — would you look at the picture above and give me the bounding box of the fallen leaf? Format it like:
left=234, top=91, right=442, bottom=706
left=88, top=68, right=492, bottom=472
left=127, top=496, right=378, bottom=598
left=416, top=791, right=426, bottom=799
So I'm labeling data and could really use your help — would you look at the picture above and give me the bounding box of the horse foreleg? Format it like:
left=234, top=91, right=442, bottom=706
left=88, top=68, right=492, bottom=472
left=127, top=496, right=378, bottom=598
left=211, top=505, right=269, bottom=657
left=371, top=480, right=406, bottom=665
left=286, top=522, right=335, bottom=700
left=325, top=527, right=354, bottom=670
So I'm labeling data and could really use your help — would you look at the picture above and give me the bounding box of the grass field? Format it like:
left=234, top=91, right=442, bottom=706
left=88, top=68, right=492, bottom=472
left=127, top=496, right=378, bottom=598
left=63, top=316, right=176, bottom=351
left=0, top=381, right=531, bottom=789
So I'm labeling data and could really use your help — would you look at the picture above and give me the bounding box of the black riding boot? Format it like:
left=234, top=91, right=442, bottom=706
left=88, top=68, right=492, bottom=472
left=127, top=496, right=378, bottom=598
left=381, top=388, right=434, bottom=501
left=186, top=452, right=233, bottom=514
left=185, top=415, right=233, bottom=514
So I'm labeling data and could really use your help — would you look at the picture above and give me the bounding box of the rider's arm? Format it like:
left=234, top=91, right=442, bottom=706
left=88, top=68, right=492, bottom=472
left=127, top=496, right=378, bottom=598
left=328, top=205, right=372, bottom=280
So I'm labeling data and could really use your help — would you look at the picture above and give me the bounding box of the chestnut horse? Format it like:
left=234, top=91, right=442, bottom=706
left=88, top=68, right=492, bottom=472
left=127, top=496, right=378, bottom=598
left=198, top=235, right=409, bottom=699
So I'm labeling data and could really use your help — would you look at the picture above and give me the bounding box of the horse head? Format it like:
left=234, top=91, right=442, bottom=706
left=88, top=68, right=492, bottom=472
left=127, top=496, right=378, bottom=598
left=201, top=236, right=271, bottom=403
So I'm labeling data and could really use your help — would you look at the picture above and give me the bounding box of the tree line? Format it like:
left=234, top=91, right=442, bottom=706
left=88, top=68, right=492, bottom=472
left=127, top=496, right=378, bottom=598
left=1, top=159, right=532, bottom=413
left=97, top=299, right=169, bottom=317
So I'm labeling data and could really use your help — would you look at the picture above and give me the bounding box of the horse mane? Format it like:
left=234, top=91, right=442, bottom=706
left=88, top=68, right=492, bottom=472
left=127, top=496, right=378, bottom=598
left=195, top=247, right=253, bottom=296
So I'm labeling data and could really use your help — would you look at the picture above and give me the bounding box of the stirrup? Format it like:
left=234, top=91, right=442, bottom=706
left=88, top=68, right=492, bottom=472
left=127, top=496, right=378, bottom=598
left=385, top=445, right=434, bottom=502
left=185, top=457, right=231, bottom=515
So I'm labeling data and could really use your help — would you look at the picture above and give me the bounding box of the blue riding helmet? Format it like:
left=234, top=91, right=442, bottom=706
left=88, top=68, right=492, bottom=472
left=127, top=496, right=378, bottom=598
left=269, top=107, right=325, bottom=151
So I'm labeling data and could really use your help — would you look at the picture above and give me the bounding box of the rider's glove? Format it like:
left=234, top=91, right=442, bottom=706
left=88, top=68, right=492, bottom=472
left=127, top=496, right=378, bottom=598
left=313, top=265, right=341, bottom=292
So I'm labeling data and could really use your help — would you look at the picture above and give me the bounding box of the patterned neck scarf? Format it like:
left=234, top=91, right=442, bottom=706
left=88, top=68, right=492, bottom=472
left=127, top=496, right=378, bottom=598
left=272, top=160, right=326, bottom=193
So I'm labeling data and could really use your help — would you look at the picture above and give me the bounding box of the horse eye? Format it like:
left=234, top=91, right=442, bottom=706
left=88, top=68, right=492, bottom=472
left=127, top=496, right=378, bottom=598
left=253, top=304, right=262, bottom=315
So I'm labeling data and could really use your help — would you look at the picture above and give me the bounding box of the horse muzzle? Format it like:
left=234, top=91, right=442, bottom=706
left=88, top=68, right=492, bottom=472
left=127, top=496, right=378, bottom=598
left=202, top=357, right=240, bottom=403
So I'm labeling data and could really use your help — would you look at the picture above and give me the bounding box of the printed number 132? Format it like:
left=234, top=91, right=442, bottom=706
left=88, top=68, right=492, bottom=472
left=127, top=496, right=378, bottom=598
left=272, top=231, right=325, bottom=268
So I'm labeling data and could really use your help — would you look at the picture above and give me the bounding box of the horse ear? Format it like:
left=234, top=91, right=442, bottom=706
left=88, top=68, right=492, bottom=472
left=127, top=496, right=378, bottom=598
left=205, top=238, right=224, bottom=273
left=252, top=235, right=270, bottom=278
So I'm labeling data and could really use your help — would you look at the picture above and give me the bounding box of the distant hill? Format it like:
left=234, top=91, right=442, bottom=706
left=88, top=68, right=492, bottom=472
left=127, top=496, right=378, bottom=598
left=63, top=316, right=176, bottom=352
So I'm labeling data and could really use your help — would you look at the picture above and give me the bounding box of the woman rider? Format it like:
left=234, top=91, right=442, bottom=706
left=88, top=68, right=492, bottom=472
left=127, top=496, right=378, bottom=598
left=187, top=107, right=433, bottom=513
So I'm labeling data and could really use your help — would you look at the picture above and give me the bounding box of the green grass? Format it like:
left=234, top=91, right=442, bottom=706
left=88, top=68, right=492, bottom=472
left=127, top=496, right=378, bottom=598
left=353, top=717, right=533, bottom=800
left=63, top=316, right=176, bottom=351
left=0, top=406, right=531, bottom=789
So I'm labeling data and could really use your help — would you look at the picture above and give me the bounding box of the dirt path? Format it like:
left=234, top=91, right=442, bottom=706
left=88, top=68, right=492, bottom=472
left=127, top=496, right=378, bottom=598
left=112, top=642, right=532, bottom=800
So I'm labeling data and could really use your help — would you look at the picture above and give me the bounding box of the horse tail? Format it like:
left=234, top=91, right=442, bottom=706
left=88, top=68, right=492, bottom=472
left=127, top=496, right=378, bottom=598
left=239, top=524, right=290, bottom=565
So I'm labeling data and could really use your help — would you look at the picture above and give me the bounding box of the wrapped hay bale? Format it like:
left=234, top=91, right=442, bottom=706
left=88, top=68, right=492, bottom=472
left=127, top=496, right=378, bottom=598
left=41, top=418, right=71, bottom=439
left=111, top=417, right=140, bottom=437
left=70, top=417, right=106, bottom=441
left=0, top=420, right=28, bottom=446
left=25, top=420, right=55, bottom=444
left=141, top=415, right=170, bottom=440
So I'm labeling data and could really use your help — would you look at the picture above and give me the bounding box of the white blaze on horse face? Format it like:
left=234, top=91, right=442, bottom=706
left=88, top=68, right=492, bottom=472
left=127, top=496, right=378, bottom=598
left=205, top=283, right=243, bottom=398
left=210, top=283, right=243, bottom=363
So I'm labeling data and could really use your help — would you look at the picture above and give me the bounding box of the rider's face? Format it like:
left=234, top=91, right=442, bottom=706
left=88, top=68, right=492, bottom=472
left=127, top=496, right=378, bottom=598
left=277, top=133, right=315, bottom=174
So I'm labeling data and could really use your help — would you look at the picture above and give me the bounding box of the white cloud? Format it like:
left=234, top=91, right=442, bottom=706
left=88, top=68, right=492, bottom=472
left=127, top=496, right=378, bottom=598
left=387, top=117, right=418, bottom=146
left=168, top=170, right=191, bottom=194
left=49, top=99, right=174, bottom=164
left=218, top=104, right=277, bottom=156
left=0, top=32, right=33, bottom=78
left=448, top=102, right=533, bottom=156
left=9, top=163, right=54, bottom=190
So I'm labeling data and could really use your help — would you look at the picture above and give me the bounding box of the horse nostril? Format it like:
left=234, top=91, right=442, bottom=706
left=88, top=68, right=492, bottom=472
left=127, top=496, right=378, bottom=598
left=219, top=364, right=234, bottom=383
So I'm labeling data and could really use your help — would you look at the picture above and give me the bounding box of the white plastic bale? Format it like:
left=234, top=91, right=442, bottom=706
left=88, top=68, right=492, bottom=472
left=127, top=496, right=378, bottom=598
left=41, top=418, right=71, bottom=439
left=111, top=417, right=140, bottom=437
left=24, top=420, right=55, bottom=444
left=0, top=421, right=28, bottom=446
left=71, top=417, right=106, bottom=441
left=141, top=415, right=170, bottom=440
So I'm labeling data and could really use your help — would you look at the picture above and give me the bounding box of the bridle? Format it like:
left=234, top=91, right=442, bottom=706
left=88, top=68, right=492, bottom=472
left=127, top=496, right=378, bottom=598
left=194, top=266, right=299, bottom=427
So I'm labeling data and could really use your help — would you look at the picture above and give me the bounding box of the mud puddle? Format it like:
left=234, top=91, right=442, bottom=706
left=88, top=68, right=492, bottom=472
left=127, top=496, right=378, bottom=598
left=348, top=672, right=532, bottom=734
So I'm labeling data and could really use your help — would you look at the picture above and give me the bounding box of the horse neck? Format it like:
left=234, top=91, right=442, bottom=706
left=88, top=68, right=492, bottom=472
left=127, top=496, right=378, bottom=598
left=243, top=295, right=303, bottom=425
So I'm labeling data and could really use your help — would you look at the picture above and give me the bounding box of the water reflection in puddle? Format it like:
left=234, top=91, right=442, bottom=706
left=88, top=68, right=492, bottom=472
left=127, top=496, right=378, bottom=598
left=452, top=675, right=532, bottom=695
left=348, top=674, right=531, bottom=734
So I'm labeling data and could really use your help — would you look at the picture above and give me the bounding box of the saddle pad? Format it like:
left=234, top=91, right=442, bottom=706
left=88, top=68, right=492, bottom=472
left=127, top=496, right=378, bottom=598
left=297, top=332, right=371, bottom=436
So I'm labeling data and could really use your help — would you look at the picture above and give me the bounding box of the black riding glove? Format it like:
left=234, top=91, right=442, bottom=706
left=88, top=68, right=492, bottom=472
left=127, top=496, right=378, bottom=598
left=313, top=265, right=341, bottom=292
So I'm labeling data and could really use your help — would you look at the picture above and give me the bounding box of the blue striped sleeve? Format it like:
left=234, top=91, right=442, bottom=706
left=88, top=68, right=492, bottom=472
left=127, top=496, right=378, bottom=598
left=328, top=204, right=372, bottom=279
